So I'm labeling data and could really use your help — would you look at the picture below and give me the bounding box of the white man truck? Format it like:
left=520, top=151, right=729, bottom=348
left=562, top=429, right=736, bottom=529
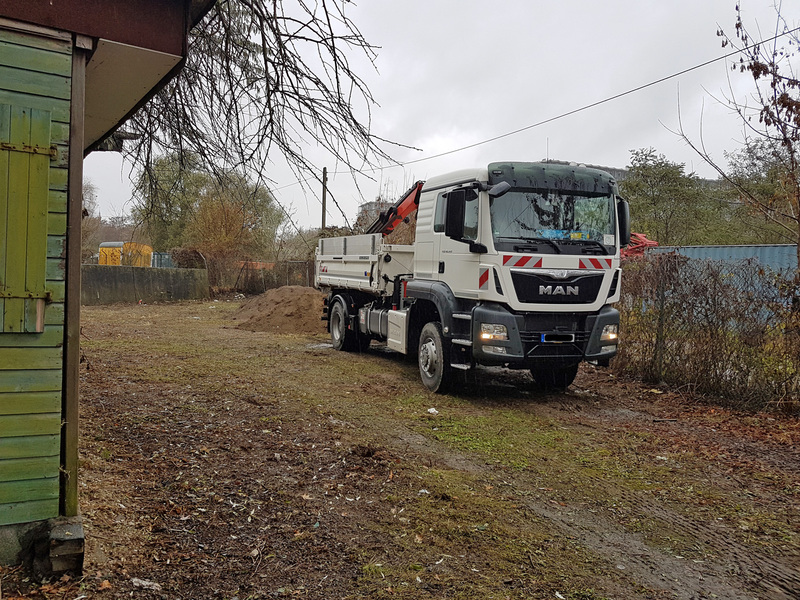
left=314, top=161, right=630, bottom=393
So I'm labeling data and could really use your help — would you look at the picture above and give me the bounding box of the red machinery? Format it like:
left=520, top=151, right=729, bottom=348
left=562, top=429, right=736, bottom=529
left=621, top=232, right=658, bottom=257
left=365, top=181, right=425, bottom=235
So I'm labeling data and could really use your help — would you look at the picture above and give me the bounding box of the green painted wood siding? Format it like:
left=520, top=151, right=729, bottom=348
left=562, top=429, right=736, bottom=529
left=0, top=26, right=71, bottom=526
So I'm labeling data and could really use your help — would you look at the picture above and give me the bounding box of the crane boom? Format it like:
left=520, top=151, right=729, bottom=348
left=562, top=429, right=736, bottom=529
left=365, top=181, right=425, bottom=235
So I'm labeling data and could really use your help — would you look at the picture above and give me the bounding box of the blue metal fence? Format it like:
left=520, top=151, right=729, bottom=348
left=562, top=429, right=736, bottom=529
left=648, top=244, right=797, bottom=274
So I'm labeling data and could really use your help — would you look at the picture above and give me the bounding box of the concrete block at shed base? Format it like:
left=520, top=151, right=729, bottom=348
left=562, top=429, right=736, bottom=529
left=42, top=517, right=85, bottom=576
left=8, top=517, right=85, bottom=579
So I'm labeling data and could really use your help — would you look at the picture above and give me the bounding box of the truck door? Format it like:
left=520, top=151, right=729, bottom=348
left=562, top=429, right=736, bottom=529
left=437, top=189, right=481, bottom=295
left=411, top=190, right=439, bottom=280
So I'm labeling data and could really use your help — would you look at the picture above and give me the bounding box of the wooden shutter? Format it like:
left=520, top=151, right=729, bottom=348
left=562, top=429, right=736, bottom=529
left=0, top=103, right=53, bottom=333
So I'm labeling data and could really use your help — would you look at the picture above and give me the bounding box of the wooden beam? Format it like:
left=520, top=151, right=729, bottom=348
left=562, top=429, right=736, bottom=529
left=60, top=41, right=85, bottom=519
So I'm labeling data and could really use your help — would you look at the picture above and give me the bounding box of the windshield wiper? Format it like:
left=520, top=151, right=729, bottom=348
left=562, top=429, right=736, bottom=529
left=508, top=237, right=562, bottom=254
left=567, top=239, right=609, bottom=255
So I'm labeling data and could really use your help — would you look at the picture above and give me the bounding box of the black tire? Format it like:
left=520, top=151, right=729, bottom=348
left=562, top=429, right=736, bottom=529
left=418, top=322, right=451, bottom=393
left=329, top=298, right=359, bottom=352
left=530, top=363, right=579, bottom=390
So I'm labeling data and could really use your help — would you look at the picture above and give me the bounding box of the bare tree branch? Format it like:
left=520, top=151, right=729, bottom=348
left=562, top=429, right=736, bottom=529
left=125, top=0, right=412, bottom=231
left=676, top=4, right=800, bottom=281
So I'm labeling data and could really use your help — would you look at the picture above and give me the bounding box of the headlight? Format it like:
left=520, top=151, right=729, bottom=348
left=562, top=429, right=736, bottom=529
left=480, top=323, right=508, bottom=341
left=600, top=324, right=618, bottom=343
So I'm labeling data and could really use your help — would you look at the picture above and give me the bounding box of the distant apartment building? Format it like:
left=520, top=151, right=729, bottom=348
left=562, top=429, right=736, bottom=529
left=355, top=197, right=393, bottom=228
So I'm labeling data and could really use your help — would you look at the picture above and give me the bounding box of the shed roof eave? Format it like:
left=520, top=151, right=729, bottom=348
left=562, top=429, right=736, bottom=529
left=83, top=0, right=216, bottom=153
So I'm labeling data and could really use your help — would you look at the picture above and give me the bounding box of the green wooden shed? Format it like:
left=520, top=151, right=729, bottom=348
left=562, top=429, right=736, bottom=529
left=0, top=0, right=214, bottom=574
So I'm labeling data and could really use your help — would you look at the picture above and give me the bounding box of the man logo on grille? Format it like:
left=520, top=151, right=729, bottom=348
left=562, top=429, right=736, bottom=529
left=539, top=285, right=579, bottom=296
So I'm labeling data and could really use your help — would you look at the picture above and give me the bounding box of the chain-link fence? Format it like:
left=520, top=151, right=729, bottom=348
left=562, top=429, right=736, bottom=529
left=616, top=254, right=799, bottom=412
left=235, top=261, right=314, bottom=294
left=175, top=247, right=799, bottom=411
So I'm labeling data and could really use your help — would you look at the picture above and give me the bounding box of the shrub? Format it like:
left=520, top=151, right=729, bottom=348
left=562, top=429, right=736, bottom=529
left=616, top=253, right=799, bottom=412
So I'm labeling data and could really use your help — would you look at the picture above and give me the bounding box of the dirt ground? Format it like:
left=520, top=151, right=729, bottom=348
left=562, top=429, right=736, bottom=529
left=1, top=290, right=799, bottom=600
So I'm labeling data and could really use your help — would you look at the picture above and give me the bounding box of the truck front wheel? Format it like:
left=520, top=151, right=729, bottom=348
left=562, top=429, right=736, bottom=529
left=330, top=298, right=360, bottom=352
left=530, top=363, right=579, bottom=390
left=418, top=322, right=451, bottom=393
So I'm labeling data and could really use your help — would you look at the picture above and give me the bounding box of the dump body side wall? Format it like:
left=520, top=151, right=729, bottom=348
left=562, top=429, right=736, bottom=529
left=316, top=234, right=414, bottom=299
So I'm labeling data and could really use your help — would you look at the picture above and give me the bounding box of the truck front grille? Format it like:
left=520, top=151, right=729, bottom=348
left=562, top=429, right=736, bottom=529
left=519, top=330, right=591, bottom=344
left=511, top=272, right=603, bottom=304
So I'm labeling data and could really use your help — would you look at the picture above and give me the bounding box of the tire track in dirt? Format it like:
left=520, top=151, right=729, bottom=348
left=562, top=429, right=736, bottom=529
left=386, top=423, right=799, bottom=599
left=534, top=479, right=800, bottom=600
left=570, top=388, right=800, bottom=598
left=329, top=344, right=800, bottom=598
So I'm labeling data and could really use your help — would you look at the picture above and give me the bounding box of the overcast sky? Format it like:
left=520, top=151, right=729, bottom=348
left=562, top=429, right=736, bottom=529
left=84, top=0, right=796, bottom=229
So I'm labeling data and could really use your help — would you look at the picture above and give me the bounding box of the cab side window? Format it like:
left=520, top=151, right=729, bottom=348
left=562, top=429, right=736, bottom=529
left=434, top=189, right=479, bottom=239
left=463, top=194, right=479, bottom=240
left=433, top=192, right=447, bottom=232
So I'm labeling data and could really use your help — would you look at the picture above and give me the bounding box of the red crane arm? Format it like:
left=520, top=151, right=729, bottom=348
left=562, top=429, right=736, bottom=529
left=365, top=181, right=425, bottom=235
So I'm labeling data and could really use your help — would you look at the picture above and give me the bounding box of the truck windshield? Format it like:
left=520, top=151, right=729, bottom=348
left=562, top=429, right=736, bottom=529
left=490, top=189, right=616, bottom=254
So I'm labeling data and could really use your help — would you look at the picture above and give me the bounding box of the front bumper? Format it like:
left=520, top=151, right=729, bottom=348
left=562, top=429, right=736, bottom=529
left=469, top=303, right=619, bottom=367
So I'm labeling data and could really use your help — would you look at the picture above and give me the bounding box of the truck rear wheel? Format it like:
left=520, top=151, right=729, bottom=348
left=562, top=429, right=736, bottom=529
left=530, top=363, right=579, bottom=390
left=330, top=298, right=360, bottom=352
left=418, top=322, right=451, bottom=393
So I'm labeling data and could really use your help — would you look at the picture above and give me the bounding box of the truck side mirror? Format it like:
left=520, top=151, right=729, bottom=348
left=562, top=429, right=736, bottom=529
left=617, top=198, right=631, bottom=247
left=488, top=181, right=511, bottom=198
left=444, top=189, right=467, bottom=239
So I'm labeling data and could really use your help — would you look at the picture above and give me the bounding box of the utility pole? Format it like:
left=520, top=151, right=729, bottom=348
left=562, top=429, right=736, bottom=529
left=321, top=167, right=328, bottom=229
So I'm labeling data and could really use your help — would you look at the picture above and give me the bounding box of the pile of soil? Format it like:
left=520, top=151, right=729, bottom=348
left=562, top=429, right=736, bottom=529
left=233, top=285, right=327, bottom=334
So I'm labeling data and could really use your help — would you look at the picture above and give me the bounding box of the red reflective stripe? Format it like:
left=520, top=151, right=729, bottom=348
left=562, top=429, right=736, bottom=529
left=579, top=258, right=613, bottom=269
left=479, top=269, right=490, bottom=289
left=515, top=256, right=531, bottom=267
left=503, top=255, right=543, bottom=268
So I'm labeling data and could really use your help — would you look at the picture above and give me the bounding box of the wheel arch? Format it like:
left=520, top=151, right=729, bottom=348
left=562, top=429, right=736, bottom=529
left=405, top=280, right=459, bottom=338
left=326, top=289, right=371, bottom=333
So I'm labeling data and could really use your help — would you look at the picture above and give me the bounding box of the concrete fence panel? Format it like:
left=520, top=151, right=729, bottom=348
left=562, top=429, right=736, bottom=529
left=81, top=265, right=210, bottom=305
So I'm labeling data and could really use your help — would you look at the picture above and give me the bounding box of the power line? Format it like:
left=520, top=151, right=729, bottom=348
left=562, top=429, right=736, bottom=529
left=394, top=24, right=800, bottom=167
left=272, top=24, right=800, bottom=219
